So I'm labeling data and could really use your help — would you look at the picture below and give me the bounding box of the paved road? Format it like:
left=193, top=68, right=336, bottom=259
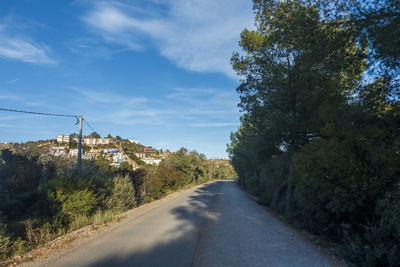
left=26, top=180, right=336, bottom=267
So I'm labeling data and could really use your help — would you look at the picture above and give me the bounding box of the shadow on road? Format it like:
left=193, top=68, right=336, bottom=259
left=85, top=180, right=226, bottom=267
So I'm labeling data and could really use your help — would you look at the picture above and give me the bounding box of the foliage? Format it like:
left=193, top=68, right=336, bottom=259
left=0, top=146, right=233, bottom=262
left=307, top=0, right=400, bottom=73
left=231, top=0, right=366, bottom=214
left=69, top=214, right=93, bottom=231
left=24, top=220, right=52, bottom=246
left=92, top=210, right=121, bottom=225
left=106, top=174, right=136, bottom=212
left=229, top=0, right=399, bottom=265
left=48, top=177, right=100, bottom=219
left=87, top=132, right=101, bottom=138
left=58, top=189, right=99, bottom=218
left=0, top=222, right=12, bottom=260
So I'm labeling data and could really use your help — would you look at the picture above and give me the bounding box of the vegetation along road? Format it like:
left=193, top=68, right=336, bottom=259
left=23, top=179, right=340, bottom=267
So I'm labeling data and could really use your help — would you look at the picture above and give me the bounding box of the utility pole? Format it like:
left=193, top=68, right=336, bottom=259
left=77, top=115, right=83, bottom=175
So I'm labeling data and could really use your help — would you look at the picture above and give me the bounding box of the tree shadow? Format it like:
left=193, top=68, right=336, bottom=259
left=85, top=181, right=226, bottom=267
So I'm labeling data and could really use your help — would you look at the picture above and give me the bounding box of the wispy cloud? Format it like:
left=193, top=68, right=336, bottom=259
left=81, top=2, right=165, bottom=51
left=0, top=93, right=21, bottom=101
left=0, top=32, right=56, bottom=64
left=5, top=78, right=19, bottom=84
left=70, top=87, right=148, bottom=106
left=0, top=92, right=48, bottom=107
left=80, top=0, right=253, bottom=77
left=0, top=19, right=56, bottom=64
left=70, top=86, right=239, bottom=128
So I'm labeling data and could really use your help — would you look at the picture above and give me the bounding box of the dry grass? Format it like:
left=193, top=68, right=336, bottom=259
left=92, top=210, right=122, bottom=225
left=25, top=220, right=52, bottom=245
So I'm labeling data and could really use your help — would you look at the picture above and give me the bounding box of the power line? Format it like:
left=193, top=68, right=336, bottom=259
left=83, top=118, right=97, bottom=134
left=0, top=107, right=78, bottom=119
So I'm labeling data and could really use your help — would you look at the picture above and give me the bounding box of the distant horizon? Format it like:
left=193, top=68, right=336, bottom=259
left=0, top=135, right=230, bottom=160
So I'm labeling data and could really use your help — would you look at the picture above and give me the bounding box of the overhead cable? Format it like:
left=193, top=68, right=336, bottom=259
left=83, top=118, right=97, bottom=134
left=0, top=107, right=78, bottom=119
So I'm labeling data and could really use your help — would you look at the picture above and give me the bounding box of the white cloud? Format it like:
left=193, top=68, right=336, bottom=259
left=0, top=91, right=48, bottom=107
left=0, top=93, right=21, bottom=101
left=5, top=78, right=19, bottom=84
left=0, top=23, right=56, bottom=64
left=70, top=86, right=239, bottom=128
left=82, top=2, right=166, bottom=51
left=81, top=0, right=254, bottom=77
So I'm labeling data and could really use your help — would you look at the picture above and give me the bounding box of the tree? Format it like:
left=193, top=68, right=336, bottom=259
left=107, top=174, right=136, bottom=212
left=231, top=0, right=365, bottom=215
left=304, top=0, right=399, bottom=90
left=229, top=1, right=400, bottom=264
left=88, top=132, right=100, bottom=138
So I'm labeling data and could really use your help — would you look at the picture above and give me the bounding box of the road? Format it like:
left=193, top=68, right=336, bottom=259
left=25, top=180, right=337, bottom=267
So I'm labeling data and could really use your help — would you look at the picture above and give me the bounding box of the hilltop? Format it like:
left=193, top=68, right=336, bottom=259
left=0, top=134, right=173, bottom=169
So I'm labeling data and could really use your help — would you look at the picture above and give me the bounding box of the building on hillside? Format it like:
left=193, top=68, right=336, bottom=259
left=162, top=150, right=173, bottom=158
left=99, top=138, right=110, bottom=145
left=83, top=138, right=110, bottom=145
left=143, top=147, right=156, bottom=153
left=142, top=158, right=161, bottom=165
left=113, top=153, right=127, bottom=163
left=135, top=152, right=146, bottom=159
left=69, top=148, right=83, bottom=157
left=50, top=146, right=67, bottom=156
left=128, top=139, right=139, bottom=144
left=84, top=138, right=97, bottom=145
left=57, top=134, right=70, bottom=143
left=87, top=149, right=103, bottom=159
left=103, top=148, right=119, bottom=154
left=143, top=147, right=157, bottom=157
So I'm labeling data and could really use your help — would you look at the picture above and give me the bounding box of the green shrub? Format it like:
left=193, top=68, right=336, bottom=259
left=57, top=188, right=100, bottom=218
left=69, top=214, right=92, bottom=231
left=106, top=174, right=136, bottom=212
left=0, top=222, right=13, bottom=260
left=363, top=188, right=400, bottom=266
left=257, top=155, right=288, bottom=206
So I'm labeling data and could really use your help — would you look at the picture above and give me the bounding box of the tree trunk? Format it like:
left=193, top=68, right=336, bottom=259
left=285, top=159, right=294, bottom=217
left=271, top=180, right=287, bottom=209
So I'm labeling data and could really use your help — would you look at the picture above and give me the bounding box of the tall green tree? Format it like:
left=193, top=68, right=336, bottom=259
left=231, top=0, right=365, bottom=215
left=308, top=0, right=400, bottom=73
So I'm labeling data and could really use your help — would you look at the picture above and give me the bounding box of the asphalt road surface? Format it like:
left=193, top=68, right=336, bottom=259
left=25, top=180, right=337, bottom=267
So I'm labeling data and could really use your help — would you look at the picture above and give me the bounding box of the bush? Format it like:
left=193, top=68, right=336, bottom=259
left=57, top=188, right=100, bottom=218
left=106, top=175, right=136, bottom=212
left=0, top=222, right=12, bottom=260
left=47, top=177, right=101, bottom=221
left=292, top=135, right=400, bottom=264
left=361, top=188, right=400, bottom=266
left=257, top=155, right=288, bottom=206
left=24, top=220, right=52, bottom=246
left=0, top=147, right=226, bottom=261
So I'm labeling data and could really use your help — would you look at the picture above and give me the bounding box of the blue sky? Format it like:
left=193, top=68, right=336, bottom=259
left=0, top=0, right=254, bottom=158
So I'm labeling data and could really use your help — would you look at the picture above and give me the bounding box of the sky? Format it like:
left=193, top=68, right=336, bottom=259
left=0, top=0, right=254, bottom=159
